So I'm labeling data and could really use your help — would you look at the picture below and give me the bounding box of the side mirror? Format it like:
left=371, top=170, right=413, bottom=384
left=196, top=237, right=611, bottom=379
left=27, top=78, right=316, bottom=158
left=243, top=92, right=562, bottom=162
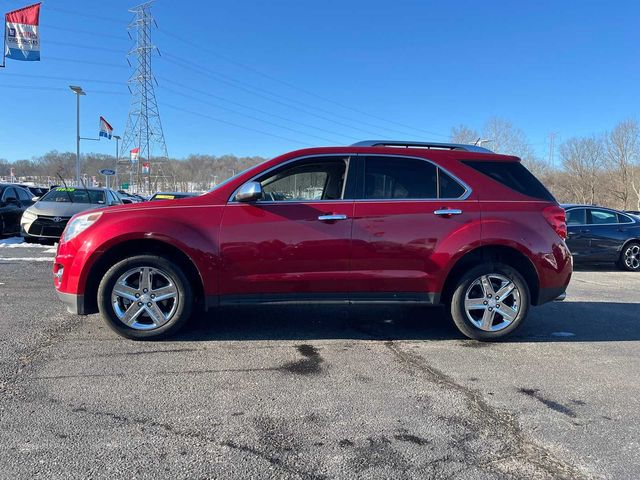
left=32, top=196, right=40, bottom=202
left=236, top=181, right=263, bottom=202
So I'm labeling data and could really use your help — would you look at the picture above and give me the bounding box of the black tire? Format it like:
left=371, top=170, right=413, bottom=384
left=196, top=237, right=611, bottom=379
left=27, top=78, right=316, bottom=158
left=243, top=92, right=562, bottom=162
left=449, top=263, right=530, bottom=341
left=618, top=241, right=640, bottom=272
left=97, top=254, right=194, bottom=340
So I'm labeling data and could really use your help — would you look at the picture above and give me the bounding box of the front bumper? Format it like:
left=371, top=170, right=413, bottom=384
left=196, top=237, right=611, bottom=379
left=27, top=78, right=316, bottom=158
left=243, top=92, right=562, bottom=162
left=56, top=290, right=87, bottom=315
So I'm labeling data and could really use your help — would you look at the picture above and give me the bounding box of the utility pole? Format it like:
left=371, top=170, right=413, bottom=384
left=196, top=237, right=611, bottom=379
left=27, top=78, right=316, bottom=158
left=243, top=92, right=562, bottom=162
left=120, top=1, right=168, bottom=195
left=69, top=85, right=86, bottom=186
left=548, top=132, right=558, bottom=169
left=113, top=135, right=121, bottom=189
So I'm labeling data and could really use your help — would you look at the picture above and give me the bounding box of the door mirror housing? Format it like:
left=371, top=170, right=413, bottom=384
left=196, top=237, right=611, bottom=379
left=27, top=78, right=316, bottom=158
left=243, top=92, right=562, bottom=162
left=236, top=181, right=263, bottom=202
left=3, top=196, right=18, bottom=206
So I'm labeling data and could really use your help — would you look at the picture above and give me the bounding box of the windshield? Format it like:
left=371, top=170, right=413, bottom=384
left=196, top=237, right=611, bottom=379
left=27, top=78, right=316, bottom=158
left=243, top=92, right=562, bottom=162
left=40, top=187, right=105, bottom=204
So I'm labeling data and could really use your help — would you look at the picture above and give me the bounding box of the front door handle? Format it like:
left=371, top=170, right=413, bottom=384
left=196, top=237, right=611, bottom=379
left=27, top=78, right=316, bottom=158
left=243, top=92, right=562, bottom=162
left=318, top=214, right=348, bottom=222
left=433, top=209, right=463, bottom=217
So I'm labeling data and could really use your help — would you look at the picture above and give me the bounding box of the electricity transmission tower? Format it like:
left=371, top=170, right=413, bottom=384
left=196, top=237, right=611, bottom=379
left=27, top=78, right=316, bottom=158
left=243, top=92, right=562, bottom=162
left=120, top=1, right=168, bottom=193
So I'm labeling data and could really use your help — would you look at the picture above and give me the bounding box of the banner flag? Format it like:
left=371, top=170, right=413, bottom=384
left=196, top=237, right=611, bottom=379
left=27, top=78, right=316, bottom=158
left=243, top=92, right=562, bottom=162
left=130, top=147, right=140, bottom=162
left=99, top=116, right=113, bottom=139
left=5, top=3, right=41, bottom=61
left=142, top=162, right=150, bottom=175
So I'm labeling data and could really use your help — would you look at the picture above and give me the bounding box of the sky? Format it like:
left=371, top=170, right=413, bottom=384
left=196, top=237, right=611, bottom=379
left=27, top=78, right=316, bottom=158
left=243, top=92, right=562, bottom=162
left=0, top=0, right=639, bottom=163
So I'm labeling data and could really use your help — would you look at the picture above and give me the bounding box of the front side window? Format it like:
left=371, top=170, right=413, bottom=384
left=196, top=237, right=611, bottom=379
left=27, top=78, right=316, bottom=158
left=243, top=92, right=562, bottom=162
left=258, top=158, right=347, bottom=202
left=363, top=156, right=466, bottom=199
left=566, top=208, right=586, bottom=226
left=1, top=187, right=16, bottom=202
left=589, top=209, right=617, bottom=225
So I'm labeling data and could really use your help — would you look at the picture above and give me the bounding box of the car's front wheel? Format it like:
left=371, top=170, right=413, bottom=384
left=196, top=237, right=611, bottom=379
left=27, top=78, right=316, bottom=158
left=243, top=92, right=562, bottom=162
left=449, top=263, right=530, bottom=341
left=619, top=242, right=640, bottom=272
left=97, top=255, right=193, bottom=339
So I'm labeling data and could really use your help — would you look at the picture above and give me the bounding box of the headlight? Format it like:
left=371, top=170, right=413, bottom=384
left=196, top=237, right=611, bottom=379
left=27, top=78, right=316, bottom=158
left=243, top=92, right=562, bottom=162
left=62, top=212, right=103, bottom=242
left=22, top=210, right=37, bottom=221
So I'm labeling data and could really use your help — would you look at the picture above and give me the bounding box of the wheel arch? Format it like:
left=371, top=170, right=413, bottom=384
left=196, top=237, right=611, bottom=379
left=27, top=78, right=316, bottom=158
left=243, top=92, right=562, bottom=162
left=441, top=244, right=541, bottom=306
left=82, top=238, right=206, bottom=315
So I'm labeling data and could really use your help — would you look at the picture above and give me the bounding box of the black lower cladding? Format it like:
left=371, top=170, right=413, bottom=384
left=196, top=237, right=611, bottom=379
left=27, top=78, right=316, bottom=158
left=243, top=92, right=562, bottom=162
left=28, top=216, right=70, bottom=238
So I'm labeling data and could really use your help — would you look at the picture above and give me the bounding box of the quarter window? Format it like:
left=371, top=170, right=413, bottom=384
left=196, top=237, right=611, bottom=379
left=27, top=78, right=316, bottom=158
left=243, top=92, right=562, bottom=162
left=618, top=214, right=633, bottom=224
left=258, top=158, right=347, bottom=202
left=363, top=156, right=466, bottom=200
left=588, top=209, right=617, bottom=225
left=16, top=188, right=32, bottom=202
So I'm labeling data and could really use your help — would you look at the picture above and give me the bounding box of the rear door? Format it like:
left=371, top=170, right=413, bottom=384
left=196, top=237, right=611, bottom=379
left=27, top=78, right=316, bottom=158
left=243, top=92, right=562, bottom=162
left=565, top=207, right=591, bottom=258
left=350, top=155, right=480, bottom=301
left=587, top=208, right=627, bottom=261
left=1, top=187, right=21, bottom=233
left=219, top=155, right=356, bottom=300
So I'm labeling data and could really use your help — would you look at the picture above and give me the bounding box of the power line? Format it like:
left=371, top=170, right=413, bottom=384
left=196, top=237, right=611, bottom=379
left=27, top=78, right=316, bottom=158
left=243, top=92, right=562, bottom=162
left=159, top=84, right=343, bottom=145
left=158, top=28, right=449, bottom=139
left=156, top=76, right=358, bottom=142
left=1, top=72, right=124, bottom=86
left=161, top=103, right=314, bottom=147
left=0, top=83, right=126, bottom=95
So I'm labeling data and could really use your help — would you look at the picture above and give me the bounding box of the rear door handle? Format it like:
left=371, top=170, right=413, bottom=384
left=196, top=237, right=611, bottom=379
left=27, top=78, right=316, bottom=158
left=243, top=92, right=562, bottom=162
left=318, top=214, right=348, bottom=222
left=433, top=209, right=463, bottom=216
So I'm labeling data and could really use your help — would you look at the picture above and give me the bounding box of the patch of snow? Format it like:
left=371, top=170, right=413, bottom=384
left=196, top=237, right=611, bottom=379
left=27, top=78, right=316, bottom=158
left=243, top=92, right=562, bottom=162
left=0, top=257, right=55, bottom=262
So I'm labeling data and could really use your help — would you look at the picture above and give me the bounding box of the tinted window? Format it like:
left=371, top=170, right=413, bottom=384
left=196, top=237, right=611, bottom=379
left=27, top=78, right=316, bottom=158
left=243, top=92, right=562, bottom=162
left=1, top=187, right=16, bottom=201
left=439, top=169, right=466, bottom=198
left=259, top=158, right=347, bottom=201
left=364, top=156, right=438, bottom=199
left=463, top=161, right=555, bottom=201
left=589, top=209, right=617, bottom=225
left=566, top=208, right=586, bottom=226
left=618, top=213, right=634, bottom=224
left=16, top=188, right=32, bottom=201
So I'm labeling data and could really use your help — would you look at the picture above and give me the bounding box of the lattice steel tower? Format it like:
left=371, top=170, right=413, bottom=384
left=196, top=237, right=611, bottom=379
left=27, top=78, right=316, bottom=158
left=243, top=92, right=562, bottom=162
left=120, top=1, right=168, bottom=191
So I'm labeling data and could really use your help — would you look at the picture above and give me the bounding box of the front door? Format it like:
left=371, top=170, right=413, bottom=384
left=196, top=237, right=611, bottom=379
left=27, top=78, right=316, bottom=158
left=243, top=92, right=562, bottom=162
left=219, top=155, right=355, bottom=301
left=350, top=155, right=481, bottom=301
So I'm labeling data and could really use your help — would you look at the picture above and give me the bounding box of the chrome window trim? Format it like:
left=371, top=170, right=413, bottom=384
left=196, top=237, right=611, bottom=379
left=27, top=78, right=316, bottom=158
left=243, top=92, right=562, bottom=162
left=228, top=154, right=353, bottom=204
left=228, top=152, right=472, bottom=204
left=360, top=154, right=472, bottom=201
left=565, top=206, right=638, bottom=227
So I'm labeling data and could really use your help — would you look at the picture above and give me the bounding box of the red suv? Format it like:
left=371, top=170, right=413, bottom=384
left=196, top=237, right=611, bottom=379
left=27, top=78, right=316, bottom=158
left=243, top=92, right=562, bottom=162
left=53, top=141, right=571, bottom=341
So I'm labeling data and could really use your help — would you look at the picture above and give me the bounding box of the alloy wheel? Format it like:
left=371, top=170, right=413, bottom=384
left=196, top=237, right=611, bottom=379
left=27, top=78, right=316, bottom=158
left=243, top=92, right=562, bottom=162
left=111, top=266, right=179, bottom=330
left=464, top=273, right=521, bottom=332
left=624, top=244, right=640, bottom=270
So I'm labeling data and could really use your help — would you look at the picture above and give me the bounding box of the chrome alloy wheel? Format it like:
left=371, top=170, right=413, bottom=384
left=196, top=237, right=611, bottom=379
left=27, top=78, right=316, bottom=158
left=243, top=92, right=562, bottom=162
left=624, top=244, right=640, bottom=270
left=111, top=266, right=179, bottom=330
left=464, top=274, right=521, bottom=332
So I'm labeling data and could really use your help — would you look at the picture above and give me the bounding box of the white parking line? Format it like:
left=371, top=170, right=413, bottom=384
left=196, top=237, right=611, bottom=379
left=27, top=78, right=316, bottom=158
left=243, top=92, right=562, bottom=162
left=0, top=257, right=54, bottom=262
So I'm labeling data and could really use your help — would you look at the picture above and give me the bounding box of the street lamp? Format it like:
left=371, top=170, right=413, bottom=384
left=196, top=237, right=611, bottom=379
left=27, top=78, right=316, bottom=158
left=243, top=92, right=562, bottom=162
left=113, top=135, right=121, bottom=190
left=69, top=85, right=86, bottom=186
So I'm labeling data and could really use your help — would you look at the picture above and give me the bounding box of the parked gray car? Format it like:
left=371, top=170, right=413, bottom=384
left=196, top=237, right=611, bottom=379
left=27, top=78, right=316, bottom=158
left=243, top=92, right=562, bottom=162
left=21, top=186, right=123, bottom=243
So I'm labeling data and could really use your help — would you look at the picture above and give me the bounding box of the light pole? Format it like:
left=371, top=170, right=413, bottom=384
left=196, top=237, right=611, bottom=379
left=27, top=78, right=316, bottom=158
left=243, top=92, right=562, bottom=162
left=69, top=86, right=85, bottom=186
left=113, top=134, right=121, bottom=190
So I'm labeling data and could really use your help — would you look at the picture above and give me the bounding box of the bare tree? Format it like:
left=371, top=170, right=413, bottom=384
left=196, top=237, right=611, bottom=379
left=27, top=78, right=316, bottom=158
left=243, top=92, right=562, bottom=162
left=450, top=125, right=479, bottom=144
left=560, top=136, right=605, bottom=205
left=605, top=119, right=639, bottom=210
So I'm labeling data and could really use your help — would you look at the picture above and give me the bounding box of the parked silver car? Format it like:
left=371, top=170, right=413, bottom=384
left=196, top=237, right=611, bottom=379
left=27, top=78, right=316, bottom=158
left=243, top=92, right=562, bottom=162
left=21, top=186, right=123, bottom=243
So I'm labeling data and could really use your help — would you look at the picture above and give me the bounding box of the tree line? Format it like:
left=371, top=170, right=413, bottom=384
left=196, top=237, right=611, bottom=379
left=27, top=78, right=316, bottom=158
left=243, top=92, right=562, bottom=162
left=2, top=116, right=640, bottom=210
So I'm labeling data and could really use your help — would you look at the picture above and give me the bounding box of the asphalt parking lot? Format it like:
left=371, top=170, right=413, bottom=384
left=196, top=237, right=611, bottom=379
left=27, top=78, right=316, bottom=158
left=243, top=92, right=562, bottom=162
left=0, top=239, right=639, bottom=479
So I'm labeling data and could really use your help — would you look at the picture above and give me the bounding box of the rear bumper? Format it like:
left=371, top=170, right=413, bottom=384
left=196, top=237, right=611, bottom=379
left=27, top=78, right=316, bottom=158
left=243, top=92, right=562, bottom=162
left=56, top=291, right=87, bottom=315
left=537, top=286, right=567, bottom=305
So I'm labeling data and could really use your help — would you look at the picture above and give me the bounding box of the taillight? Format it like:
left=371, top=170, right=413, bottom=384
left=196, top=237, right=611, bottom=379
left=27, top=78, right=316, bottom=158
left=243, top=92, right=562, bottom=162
left=543, top=205, right=567, bottom=239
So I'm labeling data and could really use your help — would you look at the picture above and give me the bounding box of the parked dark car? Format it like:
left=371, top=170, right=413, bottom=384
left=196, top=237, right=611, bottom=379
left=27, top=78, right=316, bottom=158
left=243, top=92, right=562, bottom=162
left=564, top=204, right=640, bottom=271
left=54, top=141, right=572, bottom=341
left=0, top=183, right=35, bottom=236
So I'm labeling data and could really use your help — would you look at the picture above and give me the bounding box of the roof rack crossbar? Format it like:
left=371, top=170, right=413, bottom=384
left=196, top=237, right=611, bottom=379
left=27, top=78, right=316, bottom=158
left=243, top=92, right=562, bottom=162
left=351, top=140, right=493, bottom=153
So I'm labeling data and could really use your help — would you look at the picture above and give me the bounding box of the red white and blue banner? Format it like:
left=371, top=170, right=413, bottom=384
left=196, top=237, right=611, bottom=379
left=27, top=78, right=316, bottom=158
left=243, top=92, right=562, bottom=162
left=130, top=147, right=140, bottom=162
left=142, top=162, right=150, bottom=175
left=4, top=3, right=41, bottom=61
left=99, top=116, right=113, bottom=139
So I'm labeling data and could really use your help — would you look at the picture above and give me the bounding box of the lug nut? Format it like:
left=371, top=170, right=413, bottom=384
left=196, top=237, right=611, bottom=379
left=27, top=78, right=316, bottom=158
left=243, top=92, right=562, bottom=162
left=135, top=293, right=140, bottom=298
left=137, top=302, right=143, bottom=307
left=150, top=294, right=155, bottom=299
left=496, top=304, right=500, bottom=308
left=487, top=294, right=492, bottom=298
left=483, top=301, right=488, bottom=305
left=147, top=302, right=152, bottom=307
left=488, top=307, right=493, bottom=311
left=143, top=288, right=148, bottom=293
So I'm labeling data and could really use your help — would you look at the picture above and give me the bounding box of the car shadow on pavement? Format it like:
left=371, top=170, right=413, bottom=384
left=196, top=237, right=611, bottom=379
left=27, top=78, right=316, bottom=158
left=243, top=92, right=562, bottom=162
left=171, top=301, right=640, bottom=343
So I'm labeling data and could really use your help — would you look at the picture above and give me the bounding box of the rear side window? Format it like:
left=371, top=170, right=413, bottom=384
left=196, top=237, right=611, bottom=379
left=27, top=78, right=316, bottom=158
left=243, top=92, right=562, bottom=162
left=363, top=156, right=466, bottom=200
left=588, top=209, right=617, bottom=225
left=618, top=213, right=633, bottom=224
left=463, top=161, right=555, bottom=201
left=566, top=208, right=586, bottom=226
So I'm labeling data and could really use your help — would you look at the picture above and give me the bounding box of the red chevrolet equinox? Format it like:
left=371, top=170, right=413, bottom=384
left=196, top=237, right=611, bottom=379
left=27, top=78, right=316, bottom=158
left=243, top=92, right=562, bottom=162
left=53, top=141, right=571, bottom=341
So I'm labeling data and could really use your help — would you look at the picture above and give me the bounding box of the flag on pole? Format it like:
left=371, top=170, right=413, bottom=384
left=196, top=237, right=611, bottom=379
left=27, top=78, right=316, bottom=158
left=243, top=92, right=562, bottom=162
left=142, top=162, right=150, bottom=175
left=4, top=3, right=41, bottom=61
left=130, top=147, right=140, bottom=162
left=98, top=116, right=113, bottom=139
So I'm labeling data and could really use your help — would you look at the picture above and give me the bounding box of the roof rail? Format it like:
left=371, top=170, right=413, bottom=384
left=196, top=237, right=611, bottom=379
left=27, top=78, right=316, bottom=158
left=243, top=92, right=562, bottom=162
left=352, top=140, right=493, bottom=153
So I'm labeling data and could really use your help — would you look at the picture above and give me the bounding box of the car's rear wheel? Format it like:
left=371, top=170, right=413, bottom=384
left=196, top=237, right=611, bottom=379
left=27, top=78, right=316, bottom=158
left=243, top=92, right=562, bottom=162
left=619, top=242, right=640, bottom=272
left=97, top=255, right=193, bottom=340
left=449, top=263, right=530, bottom=341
